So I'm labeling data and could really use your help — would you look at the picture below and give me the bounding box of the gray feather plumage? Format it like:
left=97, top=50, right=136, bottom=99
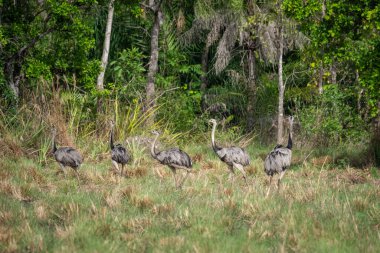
left=264, top=146, right=292, bottom=176
left=155, top=148, right=192, bottom=168
left=151, top=131, right=192, bottom=188
left=110, top=123, right=130, bottom=166
left=54, top=147, right=83, bottom=169
left=111, top=144, right=130, bottom=165
left=216, top=146, right=250, bottom=166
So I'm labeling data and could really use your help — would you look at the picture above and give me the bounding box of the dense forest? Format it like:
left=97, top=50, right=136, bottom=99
left=1, top=0, right=380, bottom=149
left=1, top=0, right=380, bottom=252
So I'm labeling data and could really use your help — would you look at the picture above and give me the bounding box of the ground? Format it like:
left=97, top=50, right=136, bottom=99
left=0, top=144, right=379, bottom=252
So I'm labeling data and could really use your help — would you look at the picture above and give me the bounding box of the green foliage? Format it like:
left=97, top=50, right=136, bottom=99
left=1, top=0, right=98, bottom=93
left=109, top=47, right=146, bottom=97
left=283, top=0, right=380, bottom=119
left=299, top=85, right=368, bottom=146
left=1, top=0, right=378, bottom=150
left=25, top=58, right=53, bottom=81
left=158, top=88, right=202, bottom=132
left=255, top=74, right=280, bottom=118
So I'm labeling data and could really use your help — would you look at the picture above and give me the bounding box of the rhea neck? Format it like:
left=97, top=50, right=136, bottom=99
left=286, top=123, right=293, bottom=150
left=52, top=131, right=57, bottom=153
left=210, top=122, right=220, bottom=152
left=110, top=126, right=115, bottom=150
left=151, top=133, right=160, bottom=159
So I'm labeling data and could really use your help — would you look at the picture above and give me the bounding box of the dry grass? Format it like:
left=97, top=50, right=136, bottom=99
left=0, top=143, right=379, bottom=252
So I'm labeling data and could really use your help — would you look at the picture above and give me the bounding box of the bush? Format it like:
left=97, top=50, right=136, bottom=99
left=299, top=85, right=369, bottom=146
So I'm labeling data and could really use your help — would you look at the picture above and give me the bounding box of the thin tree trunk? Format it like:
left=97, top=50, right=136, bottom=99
left=277, top=6, right=285, bottom=144
left=97, top=0, right=115, bottom=91
left=318, top=0, right=326, bottom=94
left=96, top=0, right=115, bottom=133
left=246, top=47, right=257, bottom=131
left=145, top=3, right=163, bottom=126
left=356, top=69, right=364, bottom=115
left=321, top=0, right=326, bottom=18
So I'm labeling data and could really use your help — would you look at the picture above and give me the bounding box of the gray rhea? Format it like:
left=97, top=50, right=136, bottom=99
left=209, top=119, right=250, bottom=185
left=264, top=116, right=294, bottom=196
left=150, top=130, right=192, bottom=189
left=52, top=128, right=83, bottom=181
left=110, top=121, right=131, bottom=177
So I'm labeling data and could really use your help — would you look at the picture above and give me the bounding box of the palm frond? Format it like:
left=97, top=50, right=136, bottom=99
left=214, top=22, right=238, bottom=74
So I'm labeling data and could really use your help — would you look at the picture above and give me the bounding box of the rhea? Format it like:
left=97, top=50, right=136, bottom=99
left=51, top=127, right=83, bottom=181
left=264, top=116, right=294, bottom=196
left=110, top=120, right=131, bottom=177
left=150, top=130, right=192, bottom=189
left=209, top=119, right=250, bottom=185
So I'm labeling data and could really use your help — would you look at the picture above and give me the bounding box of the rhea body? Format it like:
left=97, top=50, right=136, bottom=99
left=264, top=116, right=294, bottom=196
left=110, top=121, right=130, bottom=176
left=151, top=130, right=192, bottom=189
left=209, top=119, right=250, bottom=185
left=52, top=128, right=83, bottom=181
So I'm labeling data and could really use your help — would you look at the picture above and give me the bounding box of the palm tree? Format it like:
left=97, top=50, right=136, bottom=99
left=182, top=0, right=306, bottom=131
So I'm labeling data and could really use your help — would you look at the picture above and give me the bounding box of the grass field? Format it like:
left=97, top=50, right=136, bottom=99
left=1, top=142, right=379, bottom=253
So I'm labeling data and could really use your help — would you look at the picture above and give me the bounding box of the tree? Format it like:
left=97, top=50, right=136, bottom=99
left=1, top=0, right=97, bottom=101
left=283, top=0, right=380, bottom=119
left=276, top=0, right=285, bottom=144
left=144, top=0, right=164, bottom=126
left=97, top=0, right=115, bottom=91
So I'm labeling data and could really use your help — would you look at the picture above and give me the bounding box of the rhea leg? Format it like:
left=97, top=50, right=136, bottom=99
left=277, top=170, right=286, bottom=191
left=120, top=164, right=125, bottom=177
left=233, top=163, right=248, bottom=186
left=112, top=160, right=120, bottom=174
left=266, top=175, right=273, bottom=198
left=177, top=169, right=191, bottom=189
left=227, top=165, right=235, bottom=183
left=58, top=163, right=67, bottom=177
left=169, top=167, right=178, bottom=188
left=73, top=167, right=80, bottom=184
left=171, top=164, right=191, bottom=189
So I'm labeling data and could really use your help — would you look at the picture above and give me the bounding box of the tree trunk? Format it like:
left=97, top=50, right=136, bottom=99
left=145, top=3, right=163, bottom=127
left=97, top=0, right=115, bottom=91
left=200, top=44, right=209, bottom=92
left=246, top=47, right=257, bottom=131
left=96, top=0, right=115, bottom=119
left=277, top=8, right=285, bottom=144
left=321, top=0, right=326, bottom=18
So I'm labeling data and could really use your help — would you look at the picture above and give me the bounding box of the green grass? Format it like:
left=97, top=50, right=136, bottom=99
left=1, top=143, right=380, bottom=253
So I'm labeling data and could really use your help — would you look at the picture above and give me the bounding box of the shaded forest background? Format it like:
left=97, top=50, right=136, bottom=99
left=1, top=0, right=379, bottom=166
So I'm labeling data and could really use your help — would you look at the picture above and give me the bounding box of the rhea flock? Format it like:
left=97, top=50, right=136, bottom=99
left=209, top=119, right=250, bottom=186
left=51, top=127, right=83, bottom=182
left=151, top=130, right=192, bottom=189
left=110, top=120, right=131, bottom=177
left=264, top=115, right=294, bottom=196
